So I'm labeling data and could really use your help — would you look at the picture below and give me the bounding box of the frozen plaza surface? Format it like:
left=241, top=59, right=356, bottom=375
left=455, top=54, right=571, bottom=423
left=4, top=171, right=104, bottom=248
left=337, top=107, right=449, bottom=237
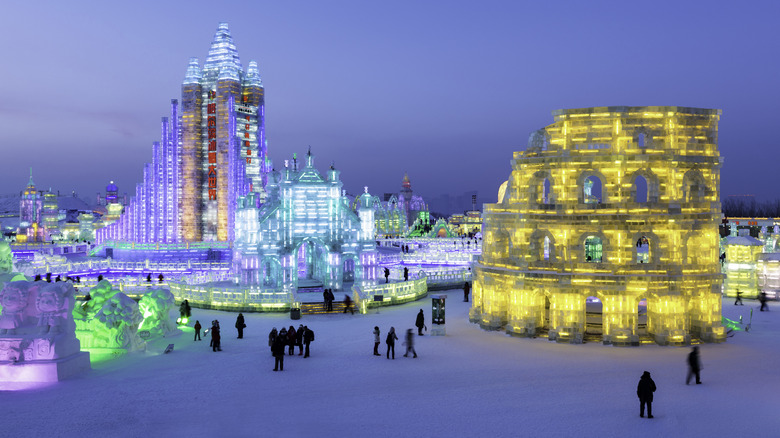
left=2, top=292, right=778, bottom=438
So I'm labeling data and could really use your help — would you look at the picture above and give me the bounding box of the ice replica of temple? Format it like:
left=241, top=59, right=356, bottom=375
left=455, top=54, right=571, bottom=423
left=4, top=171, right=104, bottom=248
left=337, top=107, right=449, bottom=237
left=97, top=22, right=267, bottom=244
left=233, top=150, right=378, bottom=292
left=471, top=106, right=727, bottom=346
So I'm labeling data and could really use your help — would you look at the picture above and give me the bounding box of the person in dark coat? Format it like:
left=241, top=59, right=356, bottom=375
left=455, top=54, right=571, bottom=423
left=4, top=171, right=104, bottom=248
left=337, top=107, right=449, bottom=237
left=287, top=325, right=297, bottom=355
left=415, top=309, right=425, bottom=335
left=637, top=371, right=656, bottom=418
left=323, top=289, right=329, bottom=311
left=734, top=290, right=743, bottom=305
left=403, top=328, right=418, bottom=358
left=235, top=313, right=245, bottom=339
left=303, top=326, right=314, bottom=358
left=373, top=326, right=381, bottom=356
left=193, top=320, right=201, bottom=341
left=386, top=327, right=398, bottom=359
left=272, top=334, right=286, bottom=371
left=327, top=289, right=334, bottom=311
left=403, top=267, right=409, bottom=282
left=384, top=267, right=390, bottom=283
left=211, top=320, right=221, bottom=352
left=343, top=295, right=354, bottom=314
left=463, top=282, right=471, bottom=302
left=759, top=291, right=768, bottom=311
left=686, top=346, right=702, bottom=384
left=296, top=324, right=304, bottom=355
left=268, top=327, right=278, bottom=353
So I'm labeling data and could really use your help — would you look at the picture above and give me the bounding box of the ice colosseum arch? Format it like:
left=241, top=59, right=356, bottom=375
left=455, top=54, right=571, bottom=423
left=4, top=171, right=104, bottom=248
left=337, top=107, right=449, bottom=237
left=471, top=106, right=727, bottom=346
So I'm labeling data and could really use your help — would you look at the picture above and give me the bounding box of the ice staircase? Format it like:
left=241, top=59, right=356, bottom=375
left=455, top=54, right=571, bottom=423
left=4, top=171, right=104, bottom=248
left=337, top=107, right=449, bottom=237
left=300, top=300, right=355, bottom=315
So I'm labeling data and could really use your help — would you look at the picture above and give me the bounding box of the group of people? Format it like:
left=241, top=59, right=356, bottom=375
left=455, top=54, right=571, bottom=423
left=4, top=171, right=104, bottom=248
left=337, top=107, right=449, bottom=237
left=636, top=346, right=704, bottom=419
left=195, top=319, right=221, bottom=352
left=735, top=289, right=771, bottom=311
left=268, top=325, right=315, bottom=371
left=400, top=244, right=411, bottom=253
left=372, top=309, right=427, bottom=359
left=322, top=289, right=335, bottom=311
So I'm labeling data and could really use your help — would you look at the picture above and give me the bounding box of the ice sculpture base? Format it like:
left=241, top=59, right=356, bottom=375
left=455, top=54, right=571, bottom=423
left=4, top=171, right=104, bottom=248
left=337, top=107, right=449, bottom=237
left=0, top=351, right=90, bottom=385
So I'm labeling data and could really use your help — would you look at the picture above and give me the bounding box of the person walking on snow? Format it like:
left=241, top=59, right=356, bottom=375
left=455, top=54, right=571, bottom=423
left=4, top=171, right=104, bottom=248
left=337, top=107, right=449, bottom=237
left=386, top=327, right=398, bottom=359
left=463, top=282, right=471, bottom=302
left=373, top=326, right=381, bottom=356
left=403, top=267, right=409, bottom=282
left=734, top=290, right=743, bottom=306
left=384, top=267, right=390, bottom=283
left=759, top=291, right=769, bottom=311
left=193, top=320, right=201, bottom=341
left=235, top=313, right=245, bottom=339
left=686, top=346, right=702, bottom=385
left=637, top=371, right=656, bottom=418
left=416, top=309, right=426, bottom=335
left=343, top=295, right=354, bottom=314
left=403, top=328, right=418, bottom=358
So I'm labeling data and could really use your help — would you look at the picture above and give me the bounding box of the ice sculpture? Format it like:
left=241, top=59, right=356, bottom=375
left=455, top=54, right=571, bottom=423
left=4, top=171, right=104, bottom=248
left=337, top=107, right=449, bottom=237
left=74, top=280, right=145, bottom=353
left=0, top=241, right=27, bottom=289
left=472, top=106, right=726, bottom=346
left=0, top=281, right=90, bottom=385
left=138, top=288, right=179, bottom=337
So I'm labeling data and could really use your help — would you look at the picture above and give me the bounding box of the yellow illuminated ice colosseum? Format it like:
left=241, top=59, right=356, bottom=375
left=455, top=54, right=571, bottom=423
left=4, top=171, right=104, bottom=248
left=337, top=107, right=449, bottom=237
left=471, top=106, right=726, bottom=346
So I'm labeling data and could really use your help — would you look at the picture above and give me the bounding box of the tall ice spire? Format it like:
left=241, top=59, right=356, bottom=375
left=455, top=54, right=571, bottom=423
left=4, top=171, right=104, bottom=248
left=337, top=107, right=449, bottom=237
left=244, top=60, right=263, bottom=87
left=183, top=57, right=201, bottom=85
left=203, top=22, right=242, bottom=79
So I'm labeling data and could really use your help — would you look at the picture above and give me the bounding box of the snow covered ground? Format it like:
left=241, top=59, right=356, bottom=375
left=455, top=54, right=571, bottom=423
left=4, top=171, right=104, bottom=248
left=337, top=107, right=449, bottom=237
left=3, top=291, right=779, bottom=438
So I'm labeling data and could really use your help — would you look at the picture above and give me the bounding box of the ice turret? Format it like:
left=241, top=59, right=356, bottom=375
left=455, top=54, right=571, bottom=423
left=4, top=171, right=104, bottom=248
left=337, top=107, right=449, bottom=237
left=244, top=61, right=263, bottom=87
left=203, top=22, right=242, bottom=79
left=183, top=58, right=201, bottom=85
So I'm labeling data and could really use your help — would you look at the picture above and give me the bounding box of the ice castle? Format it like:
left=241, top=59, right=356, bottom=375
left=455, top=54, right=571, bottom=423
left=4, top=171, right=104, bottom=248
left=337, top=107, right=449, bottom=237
left=471, top=106, right=727, bottom=346
left=233, top=150, right=378, bottom=292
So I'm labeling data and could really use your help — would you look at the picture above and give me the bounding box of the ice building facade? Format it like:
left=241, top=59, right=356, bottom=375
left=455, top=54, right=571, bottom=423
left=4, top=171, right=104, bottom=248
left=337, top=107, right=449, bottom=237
left=471, top=106, right=726, bottom=346
left=233, top=150, right=378, bottom=291
left=97, top=22, right=267, bottom=244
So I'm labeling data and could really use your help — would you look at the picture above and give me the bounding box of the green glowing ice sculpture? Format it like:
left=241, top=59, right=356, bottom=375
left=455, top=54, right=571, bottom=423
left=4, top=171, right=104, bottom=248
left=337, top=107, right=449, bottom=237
left=74, top=280, right=145, bottom=354
left=138, top=288, right=179, bottom=338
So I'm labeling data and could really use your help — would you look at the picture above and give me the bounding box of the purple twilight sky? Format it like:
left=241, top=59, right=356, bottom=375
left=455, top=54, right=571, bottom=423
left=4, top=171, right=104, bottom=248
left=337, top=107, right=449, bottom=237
left=1, top=0, right=778, bottom=212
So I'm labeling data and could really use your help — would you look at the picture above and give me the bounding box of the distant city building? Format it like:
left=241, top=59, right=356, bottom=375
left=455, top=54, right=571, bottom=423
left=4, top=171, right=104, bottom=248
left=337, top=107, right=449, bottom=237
left=98, top=22, right=268, bottom=244
left=18, top=169, right=43, bottom=242
left=354, top=173, right=428, bottom=238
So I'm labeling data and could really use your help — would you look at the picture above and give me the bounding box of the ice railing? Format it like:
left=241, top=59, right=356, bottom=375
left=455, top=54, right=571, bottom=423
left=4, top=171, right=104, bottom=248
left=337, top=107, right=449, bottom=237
left=14, top=258, right=231, bottom=278
left=89, top=240, right=231, bottom=256
left=168, top=282, right=293, bottom=311
left=352, top=274, right=428, bottom=313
